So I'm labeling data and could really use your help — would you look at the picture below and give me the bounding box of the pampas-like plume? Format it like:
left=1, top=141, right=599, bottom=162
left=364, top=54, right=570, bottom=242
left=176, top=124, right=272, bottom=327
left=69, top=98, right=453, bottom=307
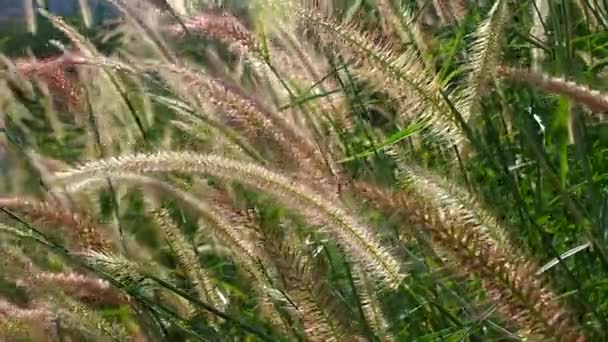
left=166, top=11, right=261, bottom=59
left=0, top=296, right=129, bottom=341
left=51, top=151, right=405, bottom=288
left=81, top=251, right=152, bottom=292
left=76, top=56, right=331, bottom=178
left=0, top=242, right=126, bottom=307
left=176, top=69, right=327, bottom=175
left=166, top=10, right=351, bottom=164
left=184, top=180, right=296, bottom=333
left=0, top=299, right=53, bottom=322
left=375, top=0, right=432, bottom=65
left=262, top=236, right=358, bottom=341
left=33, top=272, right=126, bottom=307
left=166, top=9, right=326, bottom=91
left=457, top=0, right=509, bottom=124
left=375, top=0, right=408, bottom=41
left=164, top=9, right=289, bottom=104
left=351, top=265, right=394, bottom=341
left=0, top=197, right=109, bottom=251
left=0, top=299, right=55, bottom=340
left=352, top=177, right=580, bottom=341
left=498, top=66, right=608, bottom=122
left=43, top=296, right=132, bottom=340
left=293, top=2, right=465, bottom=146
left=154, top=209, right=224, bottom=316
left=0, top=242, right=35, bottom=277
left=11, top=53, right=83, bottom=112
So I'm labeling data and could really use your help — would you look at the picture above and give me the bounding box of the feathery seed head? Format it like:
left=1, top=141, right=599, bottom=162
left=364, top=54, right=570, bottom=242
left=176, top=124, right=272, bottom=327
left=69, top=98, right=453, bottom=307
left=52, top=151, right=406, bottom=288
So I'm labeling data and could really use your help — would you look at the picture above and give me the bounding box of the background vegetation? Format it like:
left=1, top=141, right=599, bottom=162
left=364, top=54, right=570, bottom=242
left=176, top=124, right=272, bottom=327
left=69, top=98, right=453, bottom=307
left=1, top=0, right=607, bottom=341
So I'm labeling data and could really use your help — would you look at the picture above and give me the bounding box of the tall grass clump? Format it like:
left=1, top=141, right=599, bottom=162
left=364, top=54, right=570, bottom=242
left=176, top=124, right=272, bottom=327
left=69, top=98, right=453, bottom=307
left=0, top=0, right=607, bottom=341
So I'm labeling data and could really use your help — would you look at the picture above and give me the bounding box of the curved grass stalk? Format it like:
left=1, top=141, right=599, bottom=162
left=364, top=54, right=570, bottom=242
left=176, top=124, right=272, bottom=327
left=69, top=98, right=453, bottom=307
left=262, top=236, right=358, bottom=341
left=80, top=251, right=150, bottom=289
left=0, top=299, right=55, bottom=339
left=351, top=264, right=394, bottom=341
left=152, top=94, right=266, bottom=165
left=154, top=209, right=224, bottom=317
left=291, top=3, right=465, bottom=146
left=0, top=294, right=129, bottom=340
left=70, top=55, right=331, bottom=178
left=32, top=271, right=126, bottom=307
left=165, top=11, right=267, bottom=71
left=166, top=9, right=348, bottom=140
left=51, top=152, right=405, bottom=288
left=499, top=66, right=608, bottom=122
left=272, top=27, right=352, bottom=136
left=456, top=0, right=510, bottom=124
left=1, top=253, right=131, bottom=339
left=254, top=223, right=347, bottom=339
left=45, top=296, right=132, bottom=340
left=105, top=0, right=176, bottom=62
left=0, top=197, right=109, bottom=252
left=376, top=1, right=434, bottom=68
left=352, top=178, right=581, bottom=341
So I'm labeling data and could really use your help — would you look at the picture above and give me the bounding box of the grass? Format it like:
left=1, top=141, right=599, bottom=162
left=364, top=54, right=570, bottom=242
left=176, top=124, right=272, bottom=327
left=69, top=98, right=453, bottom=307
left=0, top=0, right=607, bottom=341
